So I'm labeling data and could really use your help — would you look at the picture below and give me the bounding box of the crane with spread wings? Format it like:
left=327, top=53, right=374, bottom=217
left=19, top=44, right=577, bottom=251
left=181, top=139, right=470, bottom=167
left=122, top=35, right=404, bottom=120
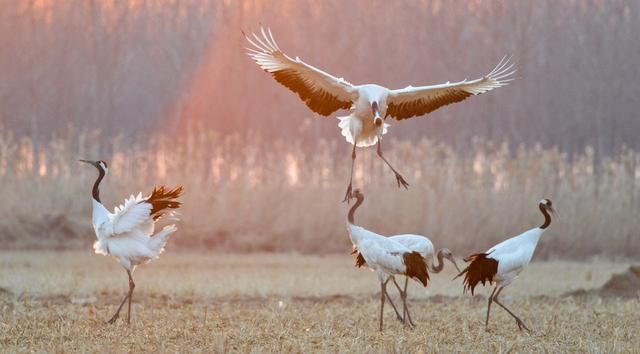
left=80, top=159, right=183, bottom=325
left=245, top=27, right=515, bottom=202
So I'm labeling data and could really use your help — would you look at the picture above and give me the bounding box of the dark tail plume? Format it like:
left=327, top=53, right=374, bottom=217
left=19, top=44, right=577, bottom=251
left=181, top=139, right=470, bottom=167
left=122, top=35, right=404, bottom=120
left=455, top=252, right=498, bottom=295
left=146, top=186, right=183, bottom=220
left=403, top=251, right=429, bottom=287
left=351, top=249, right=367, bottom=268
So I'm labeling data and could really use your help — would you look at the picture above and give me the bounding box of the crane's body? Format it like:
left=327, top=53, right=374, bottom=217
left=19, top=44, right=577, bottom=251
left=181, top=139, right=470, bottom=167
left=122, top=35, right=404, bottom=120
left=81, top=159, right=183, bottom=324
left=353, top=233, right=460, bottom=326
left=346, top=189, right=428, bottom=330
left=483, top=227, right=544, bottom=286
left=245, top=27, right=515, bottom=202
left=338, top=84, right=390, bottom=148
left=457, top=199, right=554, bottom=332
left=347, top=225, right=425, bottom=282
left=355, top=234, right=459, bottom=274
left=90, top=194, right=177, bottom=271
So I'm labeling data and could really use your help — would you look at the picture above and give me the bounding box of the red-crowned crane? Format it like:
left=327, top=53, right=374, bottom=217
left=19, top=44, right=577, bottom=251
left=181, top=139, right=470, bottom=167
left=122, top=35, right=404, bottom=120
left=353, top=234, right=461, bottom=326
left=80, top=159, right=183, bottom=325
left=456, top=199, right=555, bottom=332
left=245, top=27, right=515, bottom=202
left=346, top=189, right=428, bottom=330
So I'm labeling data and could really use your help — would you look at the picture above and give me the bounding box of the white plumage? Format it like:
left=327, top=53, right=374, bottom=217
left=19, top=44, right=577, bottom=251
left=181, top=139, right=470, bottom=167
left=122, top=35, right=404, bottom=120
left=386, top=235, right=459, bottom=274
left=91, top=194, right=175, bottom=268
left=346, top=189, right=428, bottom=330
left=353, top=233, right=460, bottom=326
left=457, top=199, right=555, bottom=332
left=80, top=159, right=183, bottom=325
left=245, top=27, right=515, bottom=202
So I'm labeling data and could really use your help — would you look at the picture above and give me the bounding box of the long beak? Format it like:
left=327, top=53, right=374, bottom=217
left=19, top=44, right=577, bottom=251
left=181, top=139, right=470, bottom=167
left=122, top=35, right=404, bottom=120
left=79, top=159, right=96, bottom=165
left=450, top=258, right=462, bottom=273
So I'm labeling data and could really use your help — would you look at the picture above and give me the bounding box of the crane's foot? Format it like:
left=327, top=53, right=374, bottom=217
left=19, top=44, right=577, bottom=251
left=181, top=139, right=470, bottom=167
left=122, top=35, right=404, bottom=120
left=407, top=316, right=416, bottom=328
left=394, top=173, right=410, bottom=189
left=343, top=184, right=353, bottom=203
left=400, top=313, right=415, bottom=329
left=516, top=318, right=530, bottom=332
left=404, top=321, right=415, bottom=330
left=105, top=313, right=120, bottom=325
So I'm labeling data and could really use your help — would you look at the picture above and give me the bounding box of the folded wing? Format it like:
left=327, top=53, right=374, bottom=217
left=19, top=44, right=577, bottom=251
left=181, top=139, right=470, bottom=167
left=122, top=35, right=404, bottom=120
left=386, top=56, right=515, bottom=120
left=245, top=27, right=356, bottom=116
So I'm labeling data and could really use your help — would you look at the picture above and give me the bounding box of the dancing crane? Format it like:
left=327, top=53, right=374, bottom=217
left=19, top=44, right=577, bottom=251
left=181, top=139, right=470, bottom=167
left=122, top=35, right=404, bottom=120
left=354, top=234, right=461, bottom=326
left=245, top=27, right=515, bottom=202
left=456, top=199, right=555, bottom=332
left=80, top=159, right=183, bottom=325
left=346, top=189, right=428, bottom=330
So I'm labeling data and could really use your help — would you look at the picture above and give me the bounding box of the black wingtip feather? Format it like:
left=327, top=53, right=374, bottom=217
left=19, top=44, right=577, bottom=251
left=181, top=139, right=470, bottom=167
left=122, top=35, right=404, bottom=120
left=456, top=252, right=499, bottom=295
left=146, top=185, right=184, bottom=220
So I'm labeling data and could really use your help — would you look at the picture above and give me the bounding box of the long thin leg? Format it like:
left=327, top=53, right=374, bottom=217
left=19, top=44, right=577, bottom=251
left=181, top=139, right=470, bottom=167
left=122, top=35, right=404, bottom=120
left=377, top=278, right=405, bottom=328
left=392, top=278, right=409, bottom=325
left=383, top=286, right=404, bottom=322
left=485, top=286, right=499, bottom=330
left=402, top=277, right=416, bottom=328
left=392, top=277, right=415, bottom=328
left=106, top=270, right=134, bottom=325
left=343, top=143, right=357, bottom=203
left=379, top=280, right=386, bottom=331
left=126, top=270, right=135, bottom=324
left=106, top=292, right=129, bottom=324
left=493, top=287, right=530, bottom=332
left=376, top=139, right=409, bottom=189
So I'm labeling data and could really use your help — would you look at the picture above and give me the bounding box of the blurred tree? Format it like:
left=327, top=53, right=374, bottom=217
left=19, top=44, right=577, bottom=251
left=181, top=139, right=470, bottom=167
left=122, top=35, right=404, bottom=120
left=1, top=0, right=639, bottom=158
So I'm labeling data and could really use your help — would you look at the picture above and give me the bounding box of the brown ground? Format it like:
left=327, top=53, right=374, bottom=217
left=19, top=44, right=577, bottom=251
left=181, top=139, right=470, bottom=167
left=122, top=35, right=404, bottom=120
left=0, top=251, right=638, bottom=352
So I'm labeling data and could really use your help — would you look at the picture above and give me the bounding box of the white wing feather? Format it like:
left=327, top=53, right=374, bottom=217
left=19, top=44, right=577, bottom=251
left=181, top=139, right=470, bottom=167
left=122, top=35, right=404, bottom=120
left=110, top=193, right=153, bottom=235
left=358, top=238, right=408, bottom=275
left=245, top=27, right=356, bottom=116
left=387, top=56, right=515, bottom=120
left=388, top=234, right=435, bottom=259
left=487, top=228, right=543, bottom=276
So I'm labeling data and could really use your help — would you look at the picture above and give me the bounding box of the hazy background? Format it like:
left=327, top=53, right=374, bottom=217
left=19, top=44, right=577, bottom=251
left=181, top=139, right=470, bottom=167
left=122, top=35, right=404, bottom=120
left=1, top=0, right=639, bottom=258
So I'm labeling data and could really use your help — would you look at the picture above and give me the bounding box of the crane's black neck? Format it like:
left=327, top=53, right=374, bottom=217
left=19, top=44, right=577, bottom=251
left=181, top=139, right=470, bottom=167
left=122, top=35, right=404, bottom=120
left=539, top=204, right=551, bottom=229
left=348, top=196, right=364, bottom=224
left=92, top=168, right=105, bottom=203
left=431, top=251, right=445, bottom=273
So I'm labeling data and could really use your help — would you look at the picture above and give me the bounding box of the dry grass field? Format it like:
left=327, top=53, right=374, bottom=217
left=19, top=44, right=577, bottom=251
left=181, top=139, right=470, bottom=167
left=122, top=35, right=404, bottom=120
left=1, top=251, right=638, bottom=352
left=1, top=132, right=639, bottom=352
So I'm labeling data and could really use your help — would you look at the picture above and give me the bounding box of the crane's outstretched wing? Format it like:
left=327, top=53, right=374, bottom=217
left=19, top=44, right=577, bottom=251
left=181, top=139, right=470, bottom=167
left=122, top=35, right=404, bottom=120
left=109, top=186, right=182, bottom=237
left=110, top=193, right=154, bottom=236
left=245, top=27, right=357, bottom=116
left=386, top=57, right=515, bottom=120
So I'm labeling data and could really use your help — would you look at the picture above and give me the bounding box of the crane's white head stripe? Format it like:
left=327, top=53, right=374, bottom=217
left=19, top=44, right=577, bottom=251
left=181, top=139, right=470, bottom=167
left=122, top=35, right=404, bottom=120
left=99, top=161, right=109, bottom=175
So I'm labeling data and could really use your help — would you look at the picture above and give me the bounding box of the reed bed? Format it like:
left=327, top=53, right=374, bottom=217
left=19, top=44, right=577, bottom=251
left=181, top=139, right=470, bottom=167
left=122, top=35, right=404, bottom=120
left=1, top=128, right=638, bottom=258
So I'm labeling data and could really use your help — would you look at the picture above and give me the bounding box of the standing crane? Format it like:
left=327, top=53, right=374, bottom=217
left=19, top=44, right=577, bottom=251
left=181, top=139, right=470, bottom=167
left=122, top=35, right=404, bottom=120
left=245, top=27, right=515, bottom=202
left=80, top=159, right=183, bottom=325
left=354, top=234, right=461, bottom=326
left=456, top=199, right=555, bottom=332
left=346, top=189, right=428, bottom=330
